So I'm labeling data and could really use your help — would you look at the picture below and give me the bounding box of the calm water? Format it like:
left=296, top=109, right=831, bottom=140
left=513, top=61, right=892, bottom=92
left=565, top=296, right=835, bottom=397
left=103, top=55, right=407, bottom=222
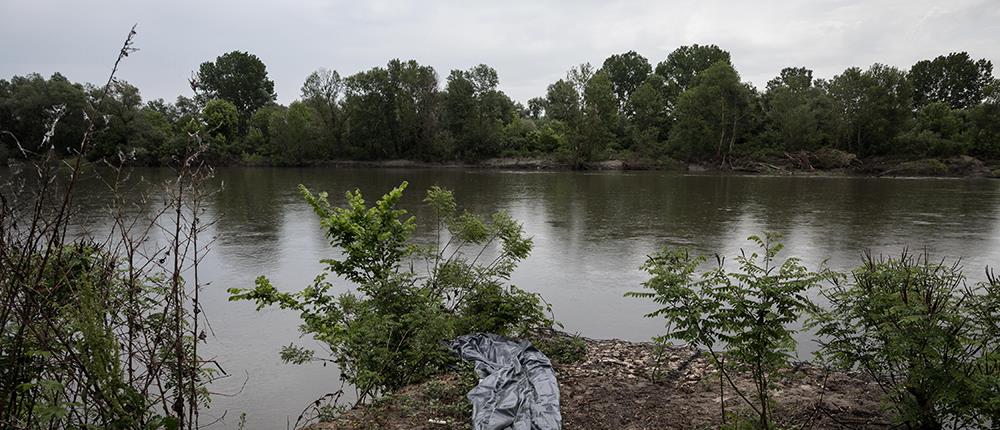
left=46, top=167, right=1000, bottom=428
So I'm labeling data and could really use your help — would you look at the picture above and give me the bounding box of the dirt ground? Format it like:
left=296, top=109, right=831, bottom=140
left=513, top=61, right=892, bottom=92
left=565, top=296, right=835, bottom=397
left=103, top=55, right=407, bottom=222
left=309, top=332, right=888, bottom=430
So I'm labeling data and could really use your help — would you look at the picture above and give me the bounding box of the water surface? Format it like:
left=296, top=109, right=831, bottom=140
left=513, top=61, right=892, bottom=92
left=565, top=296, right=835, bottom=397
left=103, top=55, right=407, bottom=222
left=52, top=167, right=1000, bottom=428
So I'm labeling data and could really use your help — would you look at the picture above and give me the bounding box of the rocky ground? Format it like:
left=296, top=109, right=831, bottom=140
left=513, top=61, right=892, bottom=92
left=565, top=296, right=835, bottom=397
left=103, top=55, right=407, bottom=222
left=308, top=331, right=889, bottom=430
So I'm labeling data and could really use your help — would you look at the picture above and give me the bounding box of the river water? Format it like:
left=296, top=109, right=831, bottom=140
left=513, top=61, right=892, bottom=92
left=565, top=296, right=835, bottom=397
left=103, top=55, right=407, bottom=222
left=46, top=167, right=1000, bottom=428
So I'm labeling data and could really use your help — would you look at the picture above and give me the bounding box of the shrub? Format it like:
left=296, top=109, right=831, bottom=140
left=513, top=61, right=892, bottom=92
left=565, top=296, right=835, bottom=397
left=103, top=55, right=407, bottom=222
left=812, top=252, right=1000, bottom=428
left=1, top=245, right=203, bottom=429
left=627, top=233, right=828, bottom=428
left=0, top=27, right=214, bottom=429
left=229, top=182, right=550, bottom=402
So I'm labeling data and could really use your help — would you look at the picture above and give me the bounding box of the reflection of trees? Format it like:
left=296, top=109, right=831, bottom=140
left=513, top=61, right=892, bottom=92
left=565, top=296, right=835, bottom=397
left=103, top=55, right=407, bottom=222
left=48, top=167, right=1000, bottom=344
left=199, top=167, right=1000, bottom=281
left=210, top=167, right=289, bottom=248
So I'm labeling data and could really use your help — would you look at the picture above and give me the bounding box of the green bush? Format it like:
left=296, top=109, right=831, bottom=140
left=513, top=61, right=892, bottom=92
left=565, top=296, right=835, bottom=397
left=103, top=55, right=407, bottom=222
left=812, top=252, right=1000, bottom=428
left=1, top=244, right=201, bottom=429
left=627, top=233, right=828, bottom=428
left=229, top=182, right=550, bottom=401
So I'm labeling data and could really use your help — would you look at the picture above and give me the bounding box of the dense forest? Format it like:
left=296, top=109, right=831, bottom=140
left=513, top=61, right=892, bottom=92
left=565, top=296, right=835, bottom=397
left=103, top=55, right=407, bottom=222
left=1, top=45, right=998, bottom=168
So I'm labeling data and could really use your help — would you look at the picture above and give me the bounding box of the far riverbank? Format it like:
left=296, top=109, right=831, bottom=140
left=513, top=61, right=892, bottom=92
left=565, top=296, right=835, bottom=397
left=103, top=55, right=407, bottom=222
left=285, top=151, right=1000, bottom=178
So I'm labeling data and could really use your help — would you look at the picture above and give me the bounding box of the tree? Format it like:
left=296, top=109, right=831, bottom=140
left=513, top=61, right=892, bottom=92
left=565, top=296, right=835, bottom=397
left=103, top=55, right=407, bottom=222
left=626, top=74, right=672, bottom=156
left=526, top=97, right=546, bottom=119
left=342, top=66, right=393, bottom=159
left=132, top=106, right=173, bottom=164
left=567, top=63, right=595, bottom=96
left=766, top=67, right=813, bottom=93
left=0, top=73, right=89, bottom=155
left=202, top=98, right=240, bottom=159
left=576, top=70, right=618, bottom=163
left=543, top=79, right=581, bottom=124
left=244, top=104, right=285, bottom=156
left=812, top=253, right=1000, bottom=429
left=388, top=59, right=439, bottom=159
left=229, top=183, right=548, bottom=401
left=827, top=64, right=912, bottom=156
left=896, top=102, right=967, bottom=157
left=655, top=44, right=732, bottom=110
left=628, top=233, right=828, bottom=429
left=195, top=51, right=276, bottom=119
left=341, top=60, right=439, bottom=159
left=89, top=80, right=144, bottom=161
left=601, top=51, right=652, bottom=116
left=265, top=101, right=325, bottom=165
left=668, top=61, right=755, bottom=163
left=466, top=64, right=499, bottom=94
left=441, top=64, right=515, bottom=159
left=910, top=52, right=994, bottom=109
left=761, top=67, right=841, bottom=151
left=300, top=68, right=343, bottom=132
left=964, top=80, right=1000, bottom=158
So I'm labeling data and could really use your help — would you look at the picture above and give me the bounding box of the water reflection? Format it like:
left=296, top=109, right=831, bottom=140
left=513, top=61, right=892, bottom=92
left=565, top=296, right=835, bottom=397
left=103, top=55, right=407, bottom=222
left=15, top=166, right=999, bottom=429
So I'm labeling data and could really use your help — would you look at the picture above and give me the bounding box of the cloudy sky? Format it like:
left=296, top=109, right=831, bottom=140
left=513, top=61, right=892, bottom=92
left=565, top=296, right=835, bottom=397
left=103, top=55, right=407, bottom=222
left=2, top=0, right=998, bottom=105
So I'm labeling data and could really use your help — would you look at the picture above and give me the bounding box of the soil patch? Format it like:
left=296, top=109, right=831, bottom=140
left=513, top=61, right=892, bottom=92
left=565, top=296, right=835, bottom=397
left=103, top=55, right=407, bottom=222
left=308, top=332, right=887, bottom=430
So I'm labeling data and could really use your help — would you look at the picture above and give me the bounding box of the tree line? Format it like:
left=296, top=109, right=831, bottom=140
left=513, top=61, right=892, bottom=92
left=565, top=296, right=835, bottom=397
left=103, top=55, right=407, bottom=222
left=1, top=46, right=998, bottom=167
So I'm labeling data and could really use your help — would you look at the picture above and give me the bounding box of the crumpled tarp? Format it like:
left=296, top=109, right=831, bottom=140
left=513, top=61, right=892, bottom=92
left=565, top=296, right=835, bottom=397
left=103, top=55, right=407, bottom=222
left=449, top=334, right=562, bottom=430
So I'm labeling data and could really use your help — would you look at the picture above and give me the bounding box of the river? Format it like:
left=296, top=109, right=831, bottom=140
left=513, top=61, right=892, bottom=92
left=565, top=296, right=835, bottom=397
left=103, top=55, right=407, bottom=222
left=49, top=167, right=1000, bottom=428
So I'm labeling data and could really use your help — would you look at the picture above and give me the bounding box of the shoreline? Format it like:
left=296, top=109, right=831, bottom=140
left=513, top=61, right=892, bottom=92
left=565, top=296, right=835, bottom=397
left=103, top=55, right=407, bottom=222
left=10, top=154, right=998, bottom=179
left=248, top=155, right=1000, bottom=179
left=309, top=331, right=886, bottom=430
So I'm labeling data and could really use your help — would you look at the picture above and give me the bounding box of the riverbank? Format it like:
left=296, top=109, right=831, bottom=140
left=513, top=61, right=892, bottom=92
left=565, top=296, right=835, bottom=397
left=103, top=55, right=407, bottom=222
left=11, top=150, right=998, bottom=178
left=309, top=331, right=886, bottom=430
left=302, top=152, right=1000, bottom=178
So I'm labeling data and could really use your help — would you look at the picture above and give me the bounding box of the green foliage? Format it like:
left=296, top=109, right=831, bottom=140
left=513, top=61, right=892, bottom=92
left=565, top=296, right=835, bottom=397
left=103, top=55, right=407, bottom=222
left=2, top=243, right=209, bottom=429
left=761, top=67, right=841, bottom=151
left=5, top=46, right=1000, bottom=167
left=0, top=73, right=89, bottom=154
left=544, top=79, right=582, bottom=125
left=811, top=252, right=1000, bottom=428
left=202, top=98, right=240, bottom=159
left=89, top=80, right=144, bottom=161
left=827, top=64, right=913, bottom=156
left=527, top=332, right=588, bottom=366
left=655, top=44, right=733, bottom=110
left=341, top=60, right=439, bottom=160
left=442, top=64, right=517, bottom=159
left=623, top=74, right=671, bottom=156
left=575, top=70, right=619, bottom=163
left=2, top=31, right=215, bottom=429
left=601, top=51, right=652, bottom=116
left=964, top=84, right=1000, bottom=159
left=300, top=68, right=342, bottom=154
left=229, top=182, right=550, bottom=401
left=627, top=233, right=828, bottom=428
left=195, top=51, right=276, bottom=118
left=911, top=52, right=994, bottom=109
left=263, top=101, right=326, bottom=165
left=668, top=61, right=757, bottom=162
left=895, top=102, right=968, bottom=157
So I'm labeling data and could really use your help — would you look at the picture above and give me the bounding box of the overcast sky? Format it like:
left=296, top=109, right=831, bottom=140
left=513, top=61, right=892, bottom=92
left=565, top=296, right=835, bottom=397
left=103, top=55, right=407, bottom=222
left=2, top=0, right=998, bottom=105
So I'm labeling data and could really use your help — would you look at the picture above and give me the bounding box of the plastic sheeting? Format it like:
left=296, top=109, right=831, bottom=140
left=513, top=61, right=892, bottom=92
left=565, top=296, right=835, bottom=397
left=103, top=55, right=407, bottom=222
left=449, top=334, right=562, bottom=430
